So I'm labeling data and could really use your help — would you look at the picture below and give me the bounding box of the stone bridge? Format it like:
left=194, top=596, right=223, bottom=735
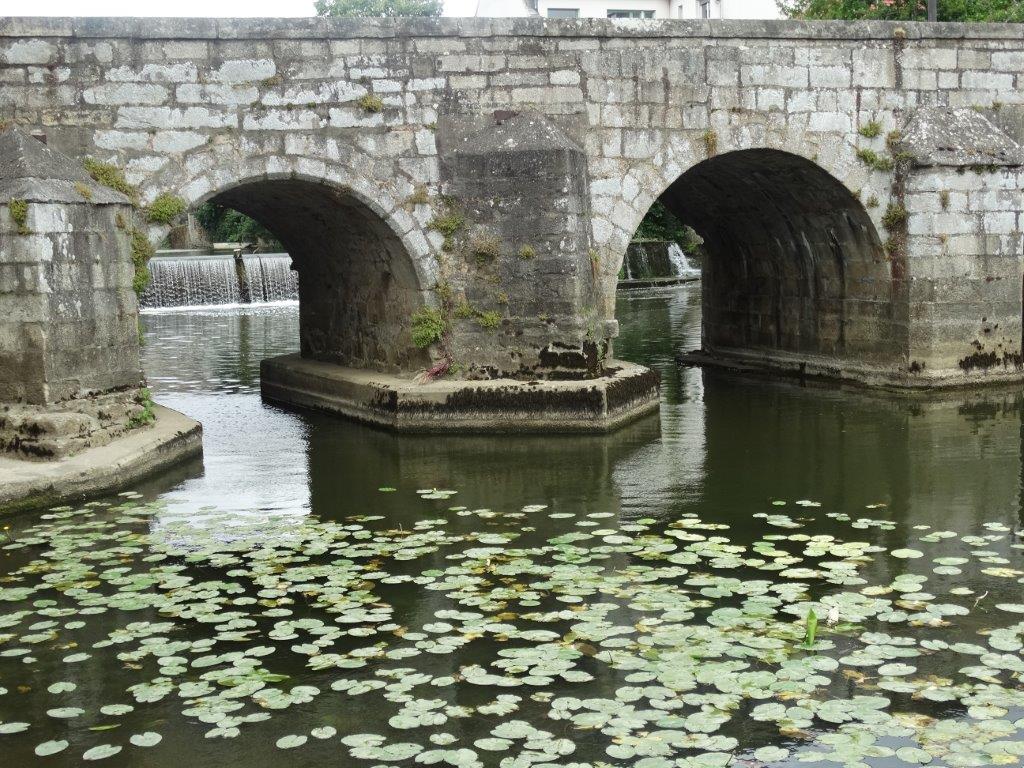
left=2, top=16, right=1023, bottom=428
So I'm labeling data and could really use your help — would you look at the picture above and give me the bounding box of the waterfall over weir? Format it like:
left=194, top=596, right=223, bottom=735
left=621, top=241, right=700, bottom=281
left=141, top=253, right=298, bottom=309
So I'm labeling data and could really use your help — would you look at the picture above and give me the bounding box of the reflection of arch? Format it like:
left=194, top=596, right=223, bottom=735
left=143, top=155, right=438, bottom=373
left=623, top=148, right=900, bottom=367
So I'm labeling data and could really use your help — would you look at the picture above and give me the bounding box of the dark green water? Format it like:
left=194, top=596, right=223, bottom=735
left=0, top=285, right=1022, bottom=767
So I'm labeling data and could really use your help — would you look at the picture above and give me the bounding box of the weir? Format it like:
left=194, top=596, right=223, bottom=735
left=141, top=253, right=299, bottom=309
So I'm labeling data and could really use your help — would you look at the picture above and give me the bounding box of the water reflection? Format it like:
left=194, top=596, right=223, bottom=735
left=139, top=285, right=1024, bottom=541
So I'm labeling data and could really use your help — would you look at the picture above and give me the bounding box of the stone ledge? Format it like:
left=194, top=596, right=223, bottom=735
left=679, top=348, right=1024, bottom=391
left=260, top=354, right=660, bottom=433
left=0, top=405, right=203, bottom=515
left=2, top=17, right=1022, bottom=42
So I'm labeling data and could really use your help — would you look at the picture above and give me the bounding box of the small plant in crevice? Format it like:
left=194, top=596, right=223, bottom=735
left=468, top=231, right=501, bottom=265
left=856, top=148, right=893, bottom=172
left=74, top=182, right=93, bottom=201
left=518, top=244, right=536, bottom=260
left=406, top=186, right=429, bottom=206
left=701, top=129, right=718, bottom=157
left=410, top=307, right=447, bottom=349
left=128, top=387, right=156, bottom=429
left=453, top=299, right=475, bottom=319
left=145, top=193, right=187, bottom=225
left=83, top=158, right=137, bottom=202
left=8, top=198, right=30, bottom=235
left=866, top=195, right=880, bottom=208
left=260, top=74, right=284, bottom=88
left=939, top=189, right=950, bottom=210
left=885, top=130, right=903, bottom=152
left=428, top=206, right=465, bottom=251
left=475, top=311, right=502, bottom=330
left=882, top=202, right=908, bottom=232
left=357, top=94, right=384, bottom=113
left=495, top=291, right=509, bottom=305
left=858, top=120, right=882, bottom=139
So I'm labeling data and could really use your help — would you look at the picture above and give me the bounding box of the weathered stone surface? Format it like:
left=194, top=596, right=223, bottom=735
left=900, top=107, right=1024, bottom=168
left=0, top=404, right=202, bottom=514
left=0, top=126, right=143, bottom=411
left=0, top=18, right=1021, bottom=389
left=261, top=353, right=660, bottom=433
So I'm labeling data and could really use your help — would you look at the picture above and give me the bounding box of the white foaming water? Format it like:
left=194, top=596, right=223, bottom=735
left=141, top=253, right=298, bottom=309
left=667, top=242, right=700, bottom=277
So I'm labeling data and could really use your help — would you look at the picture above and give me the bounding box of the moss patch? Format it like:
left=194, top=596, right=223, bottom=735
left=8, top=198, right=29, bottom=235
left=358, top=94, right=384, bottom=113
left=518, top=244, right=536, bottom=260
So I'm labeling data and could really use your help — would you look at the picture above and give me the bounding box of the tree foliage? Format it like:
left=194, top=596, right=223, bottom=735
left=777, top=0, right=1023, bottom=22
left=315, top=0, right=443, bottom=17
left=633, top=201, right=702, bottom=253
left=194, top=203, right=281, bottom=249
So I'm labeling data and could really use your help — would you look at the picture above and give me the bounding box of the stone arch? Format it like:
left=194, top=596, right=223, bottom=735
left=615, top=147, right=903, bottom=370
left=141, top=155, right=439, bottom=374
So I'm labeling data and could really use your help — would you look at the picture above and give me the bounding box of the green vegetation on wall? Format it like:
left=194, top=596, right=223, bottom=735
left=410, top=307, right=447, bottom=348
left=8, top=198, right=29, bottom=235
left=83, top=158, right=137, bottom=202
left=146, top=194, right=187, bottom=225
left=777, top=0, right=1023, bottom=22
left=194, top=203, right=282, bottom=249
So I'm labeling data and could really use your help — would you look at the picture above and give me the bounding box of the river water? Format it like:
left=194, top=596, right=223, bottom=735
left=1, top=284, right=1022, bottom=767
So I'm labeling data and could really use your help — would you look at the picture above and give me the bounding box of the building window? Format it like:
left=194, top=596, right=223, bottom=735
left=547, top=7, right=579, bottom=17
left=607, top=9, right=655, bottom=17
left=698, top=0, right=710, bottom=17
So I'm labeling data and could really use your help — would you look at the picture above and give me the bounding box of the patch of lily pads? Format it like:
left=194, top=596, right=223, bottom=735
left=0, top=492, right=1021, bottom=767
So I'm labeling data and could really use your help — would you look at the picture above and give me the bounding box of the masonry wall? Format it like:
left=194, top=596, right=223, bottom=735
left=1, top=18, right=1021, bottom=384
left=0, top=200, right=142, bottom=404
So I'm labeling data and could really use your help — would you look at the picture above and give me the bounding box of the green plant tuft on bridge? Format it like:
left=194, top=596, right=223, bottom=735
left=410, top=307, right=447, bottom=348
left=146, top=194, right=187, bottom=225
left=83, top=158, right=137, bottom=203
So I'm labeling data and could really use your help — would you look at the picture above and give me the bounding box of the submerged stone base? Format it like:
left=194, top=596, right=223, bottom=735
left=0, top=405, right=203, bottom=514
left=261, top=354, right=660, bottom=433
left=680, top=347, right=1024, bottom=390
